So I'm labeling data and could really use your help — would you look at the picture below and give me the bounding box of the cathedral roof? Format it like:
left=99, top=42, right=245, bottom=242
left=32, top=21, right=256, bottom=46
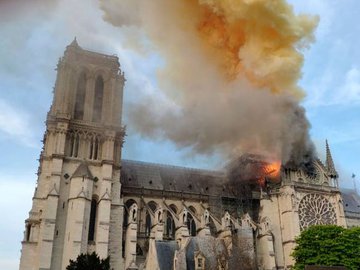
left=155, top=241, right=178, bottom=270
left=120, top=159, right=232, bottom=196
left=341, top=189, right=360, bottom=214
left=184, top=237, right=228, bottom=270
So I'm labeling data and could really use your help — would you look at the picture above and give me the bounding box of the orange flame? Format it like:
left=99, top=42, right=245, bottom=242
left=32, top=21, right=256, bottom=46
left=264, top=161, right=281, bottom=179
left=257, top=160, right=281, bottom=187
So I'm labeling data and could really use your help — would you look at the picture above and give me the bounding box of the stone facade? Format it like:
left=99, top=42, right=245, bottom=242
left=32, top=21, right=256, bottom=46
left=19, top=40, right=125, bottom=270
left=20, top=42, right=360, bottom=270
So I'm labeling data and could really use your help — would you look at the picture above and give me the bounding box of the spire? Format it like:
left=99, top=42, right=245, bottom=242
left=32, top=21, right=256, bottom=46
left=69, top=37, right=79, bottom=47
left=326, top=140, right=338, bottom=178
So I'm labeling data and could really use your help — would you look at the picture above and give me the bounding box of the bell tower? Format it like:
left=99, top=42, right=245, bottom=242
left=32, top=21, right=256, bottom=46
left=19, top=39, right=126, bottom=270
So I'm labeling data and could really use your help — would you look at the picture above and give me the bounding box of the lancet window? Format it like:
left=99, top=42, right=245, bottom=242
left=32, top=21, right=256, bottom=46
left=92, top=76, right=104, bottom=122
left=89, top=135, right=100, bottom=160
left=145, top=211, right=152, bottom=237
left=25, top=224, right=31, bottom=242
left=187, top=214, right=196, bottom=236
left=165, top=213, right=175, bottom=239
left=68, top=133, right=80, bottom=158
left=88, top=198, right=98, bottom=242
left=74, top=72, right=86, bottom=120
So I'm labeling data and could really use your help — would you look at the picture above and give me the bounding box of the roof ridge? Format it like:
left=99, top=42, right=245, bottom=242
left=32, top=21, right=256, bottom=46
left=121, top=159, right=225, bottom=175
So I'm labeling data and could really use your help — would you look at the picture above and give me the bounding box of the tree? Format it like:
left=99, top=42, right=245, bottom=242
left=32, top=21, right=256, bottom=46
left=292, top=225, right=360, bottom=270
left=66, top=252, right=110, bottom=270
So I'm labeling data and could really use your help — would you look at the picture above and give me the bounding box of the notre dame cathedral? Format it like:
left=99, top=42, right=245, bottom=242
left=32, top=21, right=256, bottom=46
left=19, top=40, right=360, bottom=270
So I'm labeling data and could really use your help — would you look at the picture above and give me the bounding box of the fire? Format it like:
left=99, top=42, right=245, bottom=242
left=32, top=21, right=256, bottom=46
left=264, top=161, right=281, bottom=179
left=257, top=160, right=282, bottom=187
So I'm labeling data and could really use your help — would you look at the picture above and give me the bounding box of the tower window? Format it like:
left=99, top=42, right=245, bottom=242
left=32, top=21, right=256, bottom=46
left=26, top=224, right=31, bottom=241
left=88, top=198, right=97, bottom=242
left=71, top=133, right=80, bottom=158
left=89, top=136, right=100, bottom=160
left=94, top=137, right=99, bottom=159
left=92, top=76, right=104, bottom=122
left=74, top=72, right=86, bottom=120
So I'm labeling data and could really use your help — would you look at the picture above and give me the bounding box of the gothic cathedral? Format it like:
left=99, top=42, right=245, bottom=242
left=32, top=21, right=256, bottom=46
left=20, top=41, right=360, bottom=270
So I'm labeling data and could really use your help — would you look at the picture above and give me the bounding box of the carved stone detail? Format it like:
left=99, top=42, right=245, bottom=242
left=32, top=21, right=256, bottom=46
left=298, top=194, right=337, bottom=230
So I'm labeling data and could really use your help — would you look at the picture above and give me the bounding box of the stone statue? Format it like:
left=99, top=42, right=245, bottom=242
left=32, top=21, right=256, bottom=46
left=155, top=206, right=163, bottom=224
left=181, top=208, right=188, bottom=225
left=129, top=203, right=138, bottom=223
left=204, top=209, right=210, bottom=225
left=222, top=211, right=231, bottom=230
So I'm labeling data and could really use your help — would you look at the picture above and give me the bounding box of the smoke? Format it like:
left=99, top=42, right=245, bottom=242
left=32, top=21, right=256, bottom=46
left=99, top=0, right=318, bottom=166
left=0, top=0, right=58, bottom=22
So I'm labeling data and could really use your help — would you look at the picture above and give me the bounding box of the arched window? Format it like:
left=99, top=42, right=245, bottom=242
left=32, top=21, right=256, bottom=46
left=73, top=134, right=79, bottom=157
left=166, top=213, right=175, bottom=239
left=92, top=76, right=104, bottom=122
left=187, top=214, right=196, bottom=236
left=89, top=136, right=100, bottom=160
left=145, top=211, right=152, bottom=237
left=88, top=198, right=97, bottom=242
left=189, top=206, right=197, bottom=215
left=74, top=72, right=86, bottom=120
left=169, top=204, right=178, bottom=214
left=26, top=224, right=31, bottom=242
left=123, top=199, right=137, bottom=229
left=69, top=133, right=79, bottom=158
left=148, top=201, right=157, bottom=212
left=94, top=137, right=99, bottom=159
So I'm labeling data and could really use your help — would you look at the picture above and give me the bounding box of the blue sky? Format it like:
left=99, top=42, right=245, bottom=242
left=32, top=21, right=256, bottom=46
left=0, top=0, right=359, bottom=269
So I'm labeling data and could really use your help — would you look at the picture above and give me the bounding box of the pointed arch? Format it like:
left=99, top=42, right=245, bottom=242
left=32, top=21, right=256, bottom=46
left=165, top=211, right=175, bottom=239
left=74, top=72, right=87, bottom=120
left=26, top=223, right=31, bottom=241
left=88, top=196, right=98, bottom=242
left=92, top=75, right=104, bottom=122
left=148, top=201, right=158, bottom=212
left=70, top=133, right=80, bottom=158
left=145, top=211, right=152, bottom=237
left=187, top=213, right=197, bottom=236
left=123, top=199, right=137, bottom=228
left=189, top=205, right=197, bottom=216
left=89, top=135, right=100, bottom=160
left=169, top=204, right=178, bottom=214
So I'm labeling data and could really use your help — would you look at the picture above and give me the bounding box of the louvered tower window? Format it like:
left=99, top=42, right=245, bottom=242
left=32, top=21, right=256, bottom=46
left=92, top=76, right=104, bottom=122
left=74, top=72, right=86, bottom=120
left=88, top=198, right=97, bottom=242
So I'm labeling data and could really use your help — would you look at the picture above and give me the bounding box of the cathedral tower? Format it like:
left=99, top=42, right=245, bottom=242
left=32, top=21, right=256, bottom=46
left=19, top=39, right=125, bottom=270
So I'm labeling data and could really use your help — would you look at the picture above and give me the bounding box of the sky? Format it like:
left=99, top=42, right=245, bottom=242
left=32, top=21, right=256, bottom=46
left=0, top=0, right=360, bottom=269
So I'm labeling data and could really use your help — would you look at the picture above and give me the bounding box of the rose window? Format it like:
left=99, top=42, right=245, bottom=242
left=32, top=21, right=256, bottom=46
left=298, top=194, right=337, bottom=230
